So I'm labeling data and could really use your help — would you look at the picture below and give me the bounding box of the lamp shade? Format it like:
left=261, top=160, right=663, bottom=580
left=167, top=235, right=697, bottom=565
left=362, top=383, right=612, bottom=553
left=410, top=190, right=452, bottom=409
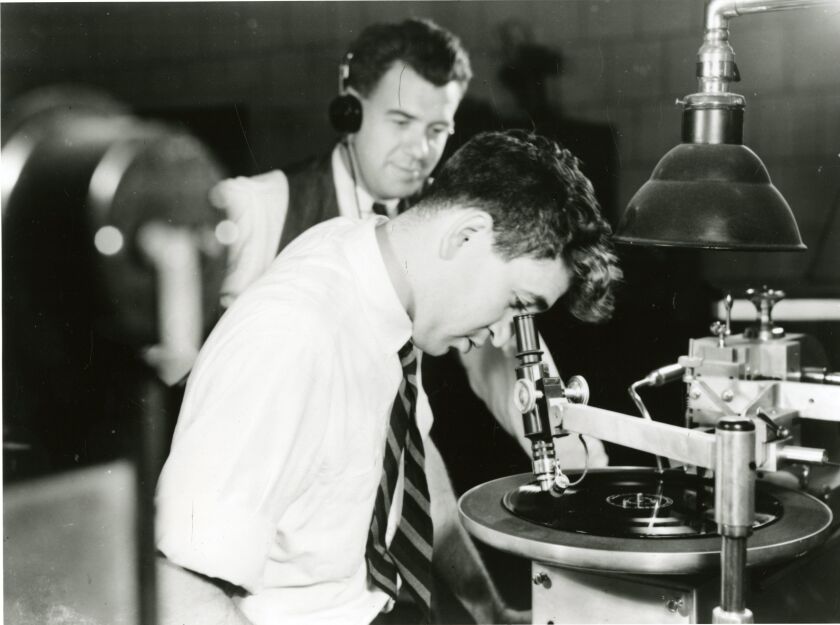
left=615, top=143, right=805, bottom=250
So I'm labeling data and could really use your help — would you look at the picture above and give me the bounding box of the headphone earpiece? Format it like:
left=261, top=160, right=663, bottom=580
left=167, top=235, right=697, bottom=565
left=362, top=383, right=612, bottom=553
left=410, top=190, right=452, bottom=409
left=328, top=94, right=362, bottom=134
left=328, top=52, right=363, bottom=134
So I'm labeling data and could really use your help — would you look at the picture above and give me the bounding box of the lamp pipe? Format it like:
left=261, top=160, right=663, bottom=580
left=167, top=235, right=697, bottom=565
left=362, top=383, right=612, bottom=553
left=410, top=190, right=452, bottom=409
left=700, top=0, right=839, bottom=93
left=706, top=0, right=838, bottom=31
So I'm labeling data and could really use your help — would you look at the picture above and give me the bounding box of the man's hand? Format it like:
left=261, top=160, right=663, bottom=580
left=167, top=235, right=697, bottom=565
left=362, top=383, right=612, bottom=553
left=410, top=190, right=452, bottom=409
left=493, top=606, right=531, bottom=624
left=157, top=556, right=253, bottom=625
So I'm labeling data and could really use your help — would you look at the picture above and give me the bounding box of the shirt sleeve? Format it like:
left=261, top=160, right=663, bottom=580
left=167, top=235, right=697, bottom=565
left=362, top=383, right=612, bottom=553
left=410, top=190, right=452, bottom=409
left=155, top=302, right=335, bottom=592
left=458, top=334, right=528, bottom=444
left=210, top=171, right=289, bottom=308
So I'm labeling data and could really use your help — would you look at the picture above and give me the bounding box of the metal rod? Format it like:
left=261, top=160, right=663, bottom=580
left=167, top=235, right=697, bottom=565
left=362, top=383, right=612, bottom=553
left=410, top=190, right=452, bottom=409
left=706, top=0, right=838, bottom=31
left=554, top=403, right=717, bottom=469
left=713, top=418, right=756, bottom=624
left=137, top=223, right=203, bottom=385
left=720, top=536, right=747, bottom=611
left=799, top=367, right=840, bottom=385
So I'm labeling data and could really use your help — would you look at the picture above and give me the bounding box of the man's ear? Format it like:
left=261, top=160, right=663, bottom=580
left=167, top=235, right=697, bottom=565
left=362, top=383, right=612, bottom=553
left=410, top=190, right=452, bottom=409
left=439, top=210, right=493, bottom=260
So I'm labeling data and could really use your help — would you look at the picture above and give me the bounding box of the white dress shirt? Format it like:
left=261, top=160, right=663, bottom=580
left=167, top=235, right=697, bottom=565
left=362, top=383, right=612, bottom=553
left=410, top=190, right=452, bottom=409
left=156, top=217, right=423, bottom=625
left=209, top=145, right=607, bottom=467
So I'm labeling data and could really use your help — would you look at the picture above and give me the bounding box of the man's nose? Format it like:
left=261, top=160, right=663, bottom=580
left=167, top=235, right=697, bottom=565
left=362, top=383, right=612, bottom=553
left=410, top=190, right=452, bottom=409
left=489, top=315, right=515, bottom=348
left=404, top=129, right=431, bottom=160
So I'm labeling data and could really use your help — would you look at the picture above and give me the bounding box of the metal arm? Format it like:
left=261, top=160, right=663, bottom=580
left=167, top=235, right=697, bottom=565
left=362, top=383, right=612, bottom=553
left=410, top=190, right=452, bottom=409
left=511, top=314, right=757, bottom=624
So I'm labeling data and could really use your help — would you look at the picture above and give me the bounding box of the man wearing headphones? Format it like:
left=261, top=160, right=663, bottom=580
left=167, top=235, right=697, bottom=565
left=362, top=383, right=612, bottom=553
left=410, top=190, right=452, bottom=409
left=168, top=18, right=606, bottom=624
left=216, top=19, right=468, bottom=310
left=213, top=17, right=605, bottom=459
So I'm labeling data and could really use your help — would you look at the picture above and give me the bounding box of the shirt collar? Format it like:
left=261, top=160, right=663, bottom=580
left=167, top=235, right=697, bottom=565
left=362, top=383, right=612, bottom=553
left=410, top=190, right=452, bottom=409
left=331, top=144, right=400, bottom=219
left=339, top=216, right=412, bottom=357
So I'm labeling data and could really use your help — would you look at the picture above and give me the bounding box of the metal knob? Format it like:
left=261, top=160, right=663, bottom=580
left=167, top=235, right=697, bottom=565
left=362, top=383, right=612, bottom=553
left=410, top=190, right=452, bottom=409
left=711, top=293, right=733, bottom=347
left=744, top=286, right=785, bottom=341
left=564, top=376, right=590, bottom=405
left=532, top=572, right=552, bottom=589
left=513, top=378, right=538, bottom=414
left=746, top=285, right=784, bottom=310
left=710, top=320, right=728, bottom=347
left=665, top=596, right=685, bottom=614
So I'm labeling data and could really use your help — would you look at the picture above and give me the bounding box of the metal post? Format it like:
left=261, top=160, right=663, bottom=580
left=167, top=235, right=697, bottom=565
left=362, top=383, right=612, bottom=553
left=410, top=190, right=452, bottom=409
left=713, top=417, right=756, bottom=623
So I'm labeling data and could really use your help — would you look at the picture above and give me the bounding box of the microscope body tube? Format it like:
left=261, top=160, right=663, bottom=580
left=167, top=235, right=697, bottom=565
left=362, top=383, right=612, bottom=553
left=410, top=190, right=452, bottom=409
left=713, top=417, right=756, bottom=624
left=514, top=314, right=556, bottom=491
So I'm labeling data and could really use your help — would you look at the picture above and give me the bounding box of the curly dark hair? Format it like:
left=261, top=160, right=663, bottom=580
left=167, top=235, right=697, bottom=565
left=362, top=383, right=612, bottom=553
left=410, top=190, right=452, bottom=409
left=416, top=130, right=622, bottom=323
left=346, top=18, right=472, bottom=97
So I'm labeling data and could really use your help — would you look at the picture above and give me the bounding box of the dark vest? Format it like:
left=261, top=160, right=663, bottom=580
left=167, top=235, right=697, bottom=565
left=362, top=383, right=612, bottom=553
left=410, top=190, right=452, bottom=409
left=276, top=150, right=426, bottom=254
left=276, top=152, right=340, bottom=254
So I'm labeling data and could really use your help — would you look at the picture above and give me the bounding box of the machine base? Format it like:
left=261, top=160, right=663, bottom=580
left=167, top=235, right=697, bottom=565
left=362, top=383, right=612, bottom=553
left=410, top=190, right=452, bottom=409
left=531, top=530, right=840, bottom=624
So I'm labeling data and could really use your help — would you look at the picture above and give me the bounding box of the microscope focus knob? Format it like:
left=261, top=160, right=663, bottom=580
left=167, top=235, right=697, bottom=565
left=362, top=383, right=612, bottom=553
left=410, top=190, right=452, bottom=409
left=513, top=378, right=538, bottom=414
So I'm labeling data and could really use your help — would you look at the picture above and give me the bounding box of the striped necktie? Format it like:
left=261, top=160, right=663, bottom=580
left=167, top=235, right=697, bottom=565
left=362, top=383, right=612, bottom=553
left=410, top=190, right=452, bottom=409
left=366, top=341, right=434, bottom=621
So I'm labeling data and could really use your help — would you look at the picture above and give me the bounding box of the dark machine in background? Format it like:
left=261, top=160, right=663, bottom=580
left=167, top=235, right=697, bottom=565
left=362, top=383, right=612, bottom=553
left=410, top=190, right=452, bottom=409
left=2, top=86, right=229, bottom=625
left=3, top=86, right=227, bottom=476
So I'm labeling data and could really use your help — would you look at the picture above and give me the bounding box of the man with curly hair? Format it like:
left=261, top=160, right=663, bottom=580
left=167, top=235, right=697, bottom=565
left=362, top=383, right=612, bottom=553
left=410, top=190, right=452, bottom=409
left=156, top=129, right=621, bottom=625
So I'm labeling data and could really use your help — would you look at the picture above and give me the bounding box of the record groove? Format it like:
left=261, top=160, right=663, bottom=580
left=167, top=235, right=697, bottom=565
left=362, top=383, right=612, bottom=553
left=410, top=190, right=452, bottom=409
left=502, top=469, right=782, bottom=538
left=458, top=469, right=833, bottom=574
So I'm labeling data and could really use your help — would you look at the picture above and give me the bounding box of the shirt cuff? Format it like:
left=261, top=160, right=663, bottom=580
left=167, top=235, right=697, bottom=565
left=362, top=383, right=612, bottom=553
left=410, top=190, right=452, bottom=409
left=156, top=493, right=274, bottom=592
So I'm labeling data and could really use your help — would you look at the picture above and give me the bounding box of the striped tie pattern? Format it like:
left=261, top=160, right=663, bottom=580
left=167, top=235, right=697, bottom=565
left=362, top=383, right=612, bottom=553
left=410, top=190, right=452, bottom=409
left=366, top=341, right=434, bottom=621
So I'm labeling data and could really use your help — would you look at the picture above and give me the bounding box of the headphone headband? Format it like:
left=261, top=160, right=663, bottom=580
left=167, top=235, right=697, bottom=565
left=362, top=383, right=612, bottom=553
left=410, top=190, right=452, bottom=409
left=338, top=52, right=353, bottom=94
left=329, top=51, right=362, bottom=134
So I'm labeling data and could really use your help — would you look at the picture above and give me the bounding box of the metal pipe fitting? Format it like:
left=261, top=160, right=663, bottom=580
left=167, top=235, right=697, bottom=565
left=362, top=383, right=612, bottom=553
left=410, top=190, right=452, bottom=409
left=700, top=0, right=838, bottom=92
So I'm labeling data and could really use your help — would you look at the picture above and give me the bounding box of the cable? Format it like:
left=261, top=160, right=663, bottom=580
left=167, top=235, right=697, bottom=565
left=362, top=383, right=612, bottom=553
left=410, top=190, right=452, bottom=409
left=629, top=381, right=666, bottom=472
left=341, top=138, right=364, bottom=220
left=566, top=434, right=590, bottom=487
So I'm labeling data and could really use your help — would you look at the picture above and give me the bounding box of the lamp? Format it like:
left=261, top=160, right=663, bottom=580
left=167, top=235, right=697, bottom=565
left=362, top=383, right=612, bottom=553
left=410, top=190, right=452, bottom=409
left=615, top=0, right=836, bottom=251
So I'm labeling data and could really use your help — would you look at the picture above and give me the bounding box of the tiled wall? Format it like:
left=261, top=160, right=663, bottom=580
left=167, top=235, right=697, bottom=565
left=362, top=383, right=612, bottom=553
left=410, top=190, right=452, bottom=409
left=3, top=0, right=839, bottom=289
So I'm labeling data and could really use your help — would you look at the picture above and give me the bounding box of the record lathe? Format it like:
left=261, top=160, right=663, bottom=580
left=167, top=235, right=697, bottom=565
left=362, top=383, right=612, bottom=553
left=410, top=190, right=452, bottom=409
left=459, top=288, right=839, bottom=623
left=460, top=0, right=839, bottom=619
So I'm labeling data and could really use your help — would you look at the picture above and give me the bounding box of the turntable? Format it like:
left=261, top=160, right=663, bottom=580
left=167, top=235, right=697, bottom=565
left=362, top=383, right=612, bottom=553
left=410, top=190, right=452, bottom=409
left=467, top=468, right=831, bottom=570
left=460, top=470, right=834, bottom=623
